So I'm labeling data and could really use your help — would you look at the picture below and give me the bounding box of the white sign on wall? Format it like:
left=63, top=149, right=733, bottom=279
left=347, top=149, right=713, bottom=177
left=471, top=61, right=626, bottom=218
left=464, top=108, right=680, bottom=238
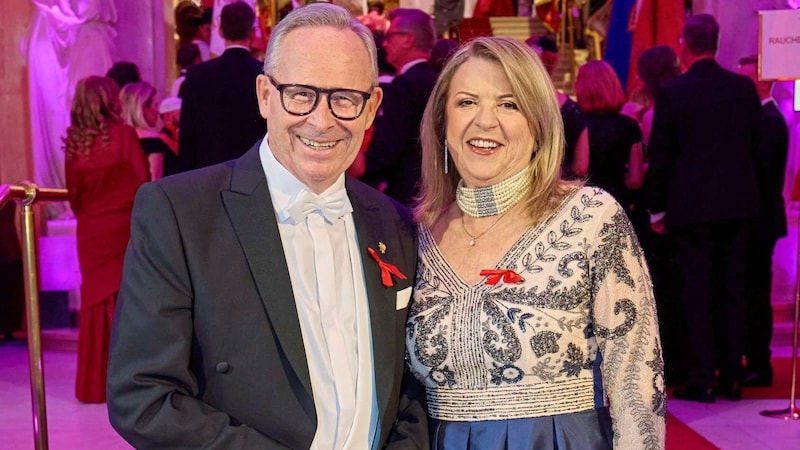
left=758, top=9, right=800, bottom=80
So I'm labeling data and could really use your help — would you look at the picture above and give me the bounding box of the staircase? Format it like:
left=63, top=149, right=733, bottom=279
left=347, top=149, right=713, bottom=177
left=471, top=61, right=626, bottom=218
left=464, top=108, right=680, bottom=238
left=457, top=16, right=585, bottom=97
left=488, top=16, right=549, bottom=41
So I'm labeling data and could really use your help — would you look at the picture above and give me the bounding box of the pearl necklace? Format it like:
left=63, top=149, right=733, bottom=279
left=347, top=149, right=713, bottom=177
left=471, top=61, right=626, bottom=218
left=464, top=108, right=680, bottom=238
left=456, top=166, right=532, bottom=218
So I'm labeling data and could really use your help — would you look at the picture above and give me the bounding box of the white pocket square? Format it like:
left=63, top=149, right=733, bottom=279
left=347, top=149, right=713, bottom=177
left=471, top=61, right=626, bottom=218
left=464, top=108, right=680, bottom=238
left=396, top=287, right=412, bottom=310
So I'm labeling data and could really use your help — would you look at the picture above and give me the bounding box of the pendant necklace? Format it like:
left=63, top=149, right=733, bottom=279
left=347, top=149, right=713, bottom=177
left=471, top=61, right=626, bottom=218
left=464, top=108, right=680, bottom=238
left=461, top=211, right=508, bottom=246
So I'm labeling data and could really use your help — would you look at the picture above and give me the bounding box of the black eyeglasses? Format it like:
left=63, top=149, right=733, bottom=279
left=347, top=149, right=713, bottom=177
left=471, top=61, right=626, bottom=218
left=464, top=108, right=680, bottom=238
left=385, top=30, right=411, bottom=38
left=268, top=76, right=372, bottom=121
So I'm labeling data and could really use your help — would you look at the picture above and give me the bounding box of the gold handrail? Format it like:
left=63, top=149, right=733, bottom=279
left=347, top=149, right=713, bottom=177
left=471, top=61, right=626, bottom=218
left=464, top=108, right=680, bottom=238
left=556, top=0, right=577, bottom=84
left=2, top=182, right=69, bottom=450
left=0, top=184, right=68, bottom=208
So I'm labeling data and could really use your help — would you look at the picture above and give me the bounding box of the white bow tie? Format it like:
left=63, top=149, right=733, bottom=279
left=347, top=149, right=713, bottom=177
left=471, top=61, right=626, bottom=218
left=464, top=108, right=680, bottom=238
left=286, top=189, right=352, bottom=224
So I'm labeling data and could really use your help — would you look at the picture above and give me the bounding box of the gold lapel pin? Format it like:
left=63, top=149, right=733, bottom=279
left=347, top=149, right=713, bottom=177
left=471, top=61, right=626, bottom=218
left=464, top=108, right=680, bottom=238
left=378, top=242, right=387, bottom=254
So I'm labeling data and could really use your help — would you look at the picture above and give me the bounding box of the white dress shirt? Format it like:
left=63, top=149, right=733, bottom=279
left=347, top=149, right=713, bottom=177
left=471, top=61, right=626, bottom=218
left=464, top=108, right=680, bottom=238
left=192, top=39, right=211, bottom=61
left=259, top=138, right=378, bottom=449
left=397, top=58, right=429, bottom=76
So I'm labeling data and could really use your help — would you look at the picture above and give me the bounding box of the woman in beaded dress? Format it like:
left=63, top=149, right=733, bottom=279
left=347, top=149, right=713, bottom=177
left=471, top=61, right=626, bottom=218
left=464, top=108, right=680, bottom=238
left=406, top=37, right=665, bottom=449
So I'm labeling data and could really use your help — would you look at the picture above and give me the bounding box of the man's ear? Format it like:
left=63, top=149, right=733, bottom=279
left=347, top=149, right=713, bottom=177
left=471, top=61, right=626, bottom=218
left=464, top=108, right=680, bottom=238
left=405, top=33, right=417, bottom=50
left=364, top=86, right=383, bottom=130
left=255, top=74, right=271, bottom=119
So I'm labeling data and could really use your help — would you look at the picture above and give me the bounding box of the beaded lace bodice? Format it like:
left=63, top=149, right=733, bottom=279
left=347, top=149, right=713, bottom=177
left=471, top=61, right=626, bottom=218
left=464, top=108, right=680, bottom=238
left=406, top=187, right=665, bottom=449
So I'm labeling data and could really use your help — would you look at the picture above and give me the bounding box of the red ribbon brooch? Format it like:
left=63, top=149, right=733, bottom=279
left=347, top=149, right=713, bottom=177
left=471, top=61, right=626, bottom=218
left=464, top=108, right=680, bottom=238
left=480, top=269, right=524, bottom=285
left=368, top=247, right=407, bottom=287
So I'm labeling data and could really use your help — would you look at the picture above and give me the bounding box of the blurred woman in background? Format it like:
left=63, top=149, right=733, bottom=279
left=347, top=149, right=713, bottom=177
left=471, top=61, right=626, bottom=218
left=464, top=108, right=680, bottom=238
left=120, top=81, right=174, bottom=180
left=635, top=45, right=684, bottom=385
left=574, top=60, right=645, bottom=207
left=636, top=46, right=681, bottom=146
left=64, top=75, right=149, bottom=403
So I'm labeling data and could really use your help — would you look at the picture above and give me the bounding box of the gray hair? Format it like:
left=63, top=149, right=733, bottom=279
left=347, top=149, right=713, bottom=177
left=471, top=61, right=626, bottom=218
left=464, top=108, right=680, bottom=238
left=263, top=3, right=378, bottom=86
left=388, top=8, right=436, bottom=52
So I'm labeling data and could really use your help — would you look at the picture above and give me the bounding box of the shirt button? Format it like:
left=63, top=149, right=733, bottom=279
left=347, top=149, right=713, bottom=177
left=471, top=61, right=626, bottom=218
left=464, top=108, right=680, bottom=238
left=215, top=362, right=231, bottom=374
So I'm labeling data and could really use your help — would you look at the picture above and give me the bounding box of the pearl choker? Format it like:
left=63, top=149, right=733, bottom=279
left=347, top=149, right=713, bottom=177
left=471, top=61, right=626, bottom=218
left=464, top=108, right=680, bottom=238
left=456, top=166, right=532, bottom=218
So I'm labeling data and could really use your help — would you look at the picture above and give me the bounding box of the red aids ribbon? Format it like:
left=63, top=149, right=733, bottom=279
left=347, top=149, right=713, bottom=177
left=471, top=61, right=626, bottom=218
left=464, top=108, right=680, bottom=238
left=368, top=247, right=407, bottom=287
left=480, top=269, right=524, bottom=285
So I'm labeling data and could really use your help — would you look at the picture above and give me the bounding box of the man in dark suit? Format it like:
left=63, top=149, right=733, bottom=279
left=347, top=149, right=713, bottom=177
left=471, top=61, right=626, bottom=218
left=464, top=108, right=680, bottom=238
left=737, top=55, right=789, bottom=388
left=645, top=14, right=762, bottom=403
left=107, top=4, right=427, bottom=448
left=362, top=8, right=438, bottom=207
left=172, top=1, right=265, bottom=175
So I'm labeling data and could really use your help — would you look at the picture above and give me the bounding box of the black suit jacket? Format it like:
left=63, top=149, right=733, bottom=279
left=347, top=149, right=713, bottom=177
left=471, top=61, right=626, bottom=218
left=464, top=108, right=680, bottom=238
left=755, top=100, right=789, bottom=239
left=645, top=59, right=762, bottom=228
left=363, top=61, right=439, bottom=207
left=173, top=47, right=266, bottom=174
left=108, top=144, right=428, bottom=449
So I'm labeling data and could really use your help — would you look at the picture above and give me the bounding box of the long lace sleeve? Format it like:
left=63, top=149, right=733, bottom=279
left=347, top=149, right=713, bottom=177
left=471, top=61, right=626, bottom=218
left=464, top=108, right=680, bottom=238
left=589, top=194, right=666, bottom=449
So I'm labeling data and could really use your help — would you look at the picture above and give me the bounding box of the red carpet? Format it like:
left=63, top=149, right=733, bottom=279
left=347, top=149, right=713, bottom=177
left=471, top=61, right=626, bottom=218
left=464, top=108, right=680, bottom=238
left=664, top=357, right=798, bottom=449
left=665, top=413, right=718, bottom=449
left=742, top=356, right=800, bottom=400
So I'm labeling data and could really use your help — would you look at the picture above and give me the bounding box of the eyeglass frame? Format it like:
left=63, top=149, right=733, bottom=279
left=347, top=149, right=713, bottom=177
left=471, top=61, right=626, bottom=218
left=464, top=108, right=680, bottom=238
left=384, top=30, right=412, bottom=39
left=267, top=76, right=373, bottom=121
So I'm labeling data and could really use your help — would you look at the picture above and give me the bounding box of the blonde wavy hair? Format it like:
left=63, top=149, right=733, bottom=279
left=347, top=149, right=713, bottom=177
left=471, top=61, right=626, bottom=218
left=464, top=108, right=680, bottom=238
left=415, top=37, right=577, bottom=227
left=63, top=76, right=121, bottom=159
left=120, top=81, right=157, bottom=130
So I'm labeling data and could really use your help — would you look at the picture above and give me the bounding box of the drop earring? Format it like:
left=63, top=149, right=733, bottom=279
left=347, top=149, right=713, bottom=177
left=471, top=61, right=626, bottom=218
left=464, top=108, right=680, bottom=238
left=444, top=139, right=449, bottom=174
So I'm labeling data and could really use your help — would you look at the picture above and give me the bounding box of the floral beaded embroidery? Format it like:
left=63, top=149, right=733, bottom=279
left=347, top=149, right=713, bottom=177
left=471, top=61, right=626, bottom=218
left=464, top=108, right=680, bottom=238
left=405, top=187, right=665, bottom=444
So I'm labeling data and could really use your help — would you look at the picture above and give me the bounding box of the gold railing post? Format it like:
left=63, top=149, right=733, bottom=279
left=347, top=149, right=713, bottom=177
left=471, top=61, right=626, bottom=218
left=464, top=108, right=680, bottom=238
left=760, top=211, right=800, bottom=420
left=1, top=182, right=69, bottom=450
left=20, top=196, right=49, bottom=450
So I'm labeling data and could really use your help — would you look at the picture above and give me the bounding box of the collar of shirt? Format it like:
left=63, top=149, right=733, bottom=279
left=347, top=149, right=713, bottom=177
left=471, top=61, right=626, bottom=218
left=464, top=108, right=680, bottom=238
left=258, top=136, right=349, bottom=224
left=258, top=137, right=377, bottom=449
left=224, top=44, right=251, bottom=52
left=398, top=58, right=428, bottom=75
left=378, top=74, right=395, bottom=85
left=762, top=97, right=776, bottom=107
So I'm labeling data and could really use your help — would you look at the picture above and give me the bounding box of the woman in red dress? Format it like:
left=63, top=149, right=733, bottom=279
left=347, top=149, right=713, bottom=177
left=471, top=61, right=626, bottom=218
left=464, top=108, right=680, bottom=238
left=64, top=75, right=149, bottom=403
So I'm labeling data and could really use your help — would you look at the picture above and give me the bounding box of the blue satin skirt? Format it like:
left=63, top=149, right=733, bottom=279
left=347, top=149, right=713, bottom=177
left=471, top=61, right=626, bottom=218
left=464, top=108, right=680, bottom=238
left=430, top=408, right=613, bottom=450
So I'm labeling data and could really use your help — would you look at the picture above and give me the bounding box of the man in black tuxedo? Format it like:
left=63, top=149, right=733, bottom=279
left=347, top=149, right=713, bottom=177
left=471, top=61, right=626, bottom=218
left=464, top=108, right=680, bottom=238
left=107, top=4, right=428, bottom=448
left=362, top=8, right=438, bottom=207
left=737, top=55, right=789, bottom=388
left=645, top=14, right=762, bottom=403
left=172, top=1, right=265, bottom=175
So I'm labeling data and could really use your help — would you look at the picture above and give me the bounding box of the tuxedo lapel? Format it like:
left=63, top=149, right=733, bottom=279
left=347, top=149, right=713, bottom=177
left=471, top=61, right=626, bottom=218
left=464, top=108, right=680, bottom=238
left=347, top=180, right=399, bottom=419
left=221, top=155, right=403, bottom=430
left=221, top=145, right=313, bottom=397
